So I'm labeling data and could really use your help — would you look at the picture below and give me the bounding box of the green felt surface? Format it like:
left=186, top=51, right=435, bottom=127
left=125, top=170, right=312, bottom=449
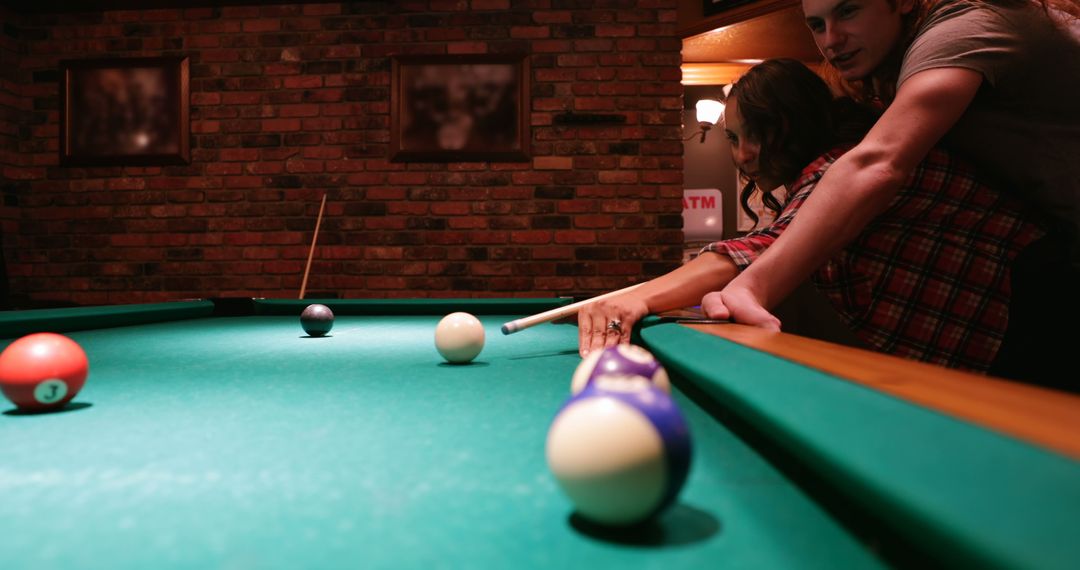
left=0, top=310, right=886, bottom=570
left=640, top=320, right=1080, bottom=570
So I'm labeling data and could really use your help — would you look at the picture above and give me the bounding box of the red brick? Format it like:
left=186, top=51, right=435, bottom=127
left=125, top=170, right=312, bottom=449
left=523, top=39, right=564, bottom=54
left=511, top=26, right=549, bottom=39
left=264, top=63, right=301, bottom=75
left=447, top=42, right=488, bottom=54
left=246, top=162, right=283, bottom=175
left=303, top=3, right=341, bottom=15
left=511, top=171, right=553, bottom=185
left=222, top=92, right=262, bottom=105
left=262, top=119, right=302, bottom=132
left=218, top=149, right=260, bottom=162
left=596, top=24, right=636, bottom=37
left=600, top=170, right=639, bottom=183
left=448, top=217, right=486, bottom=230
left=532, top=246, right=573, bottom=259
left=554, top=230, right=596, bottom=244
left=387, top=172, right=429, bottom=185
left=286, top=159, right=324, bottom=173
left=243, top=19, right=281, bottom=33
left=303, top=147, right=344, bottom=160
left=641, top=171, right=681, bottom=184
left=431, top=203, right=471, bottom=215
left=283, top=76, right=323, bottom=89
left=510, top=231, right=551, bottom=245
left=533, top=157, right=573, bottom=170
left=368, top=276, right=407, bottom=290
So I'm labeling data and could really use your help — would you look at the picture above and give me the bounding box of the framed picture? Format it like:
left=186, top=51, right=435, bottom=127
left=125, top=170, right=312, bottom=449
left=390, top=54, right=530, bottom=162
left=60, top=56, right=190, bottom=166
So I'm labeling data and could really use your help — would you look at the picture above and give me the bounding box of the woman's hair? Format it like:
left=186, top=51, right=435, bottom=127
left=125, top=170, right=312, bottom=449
left=830, top=0, right=1080, bottom=105
left=728, top=59, right=877, bottom=226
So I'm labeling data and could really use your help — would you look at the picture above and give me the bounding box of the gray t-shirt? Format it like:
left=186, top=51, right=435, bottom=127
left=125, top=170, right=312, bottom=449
left=898, top=0, right=1080, bottom=261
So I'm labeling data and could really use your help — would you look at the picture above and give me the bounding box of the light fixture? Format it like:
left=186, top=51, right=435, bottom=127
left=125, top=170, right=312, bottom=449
left=686, top=98, right=724, bottom=143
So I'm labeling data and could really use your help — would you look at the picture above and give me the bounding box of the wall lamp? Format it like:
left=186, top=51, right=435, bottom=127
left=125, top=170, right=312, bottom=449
left=686, top=98, right=724, bottom=143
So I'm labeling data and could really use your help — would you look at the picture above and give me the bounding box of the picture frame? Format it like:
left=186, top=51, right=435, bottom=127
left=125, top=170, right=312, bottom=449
left=390, top=54, right=530, bottom=162
left=60, top=56, right=190, bottom=166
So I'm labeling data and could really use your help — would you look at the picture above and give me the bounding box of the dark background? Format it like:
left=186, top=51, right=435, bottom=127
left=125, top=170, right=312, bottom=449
left=0, top=0, right=685, bottom=307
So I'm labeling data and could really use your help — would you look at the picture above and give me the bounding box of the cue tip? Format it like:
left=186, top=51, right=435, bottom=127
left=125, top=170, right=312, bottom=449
left=501, top=322, right=518, bottom=335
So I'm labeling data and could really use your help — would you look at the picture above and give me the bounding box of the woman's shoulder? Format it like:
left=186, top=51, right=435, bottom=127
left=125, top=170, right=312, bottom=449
left=790, top=145, right=857, bottom=193
left=793, top=145, right=980, bottom=193
left=808, top=145, right=856, bottom=170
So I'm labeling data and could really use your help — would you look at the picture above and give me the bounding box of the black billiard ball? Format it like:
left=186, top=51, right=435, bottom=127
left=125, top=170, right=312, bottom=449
left=300, top=304, right=334, bottom=337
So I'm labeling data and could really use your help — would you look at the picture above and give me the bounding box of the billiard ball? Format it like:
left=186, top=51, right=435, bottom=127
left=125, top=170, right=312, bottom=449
left=0, top=332, right=89, bottom=411
left=301, top=303, right=334, bottom=337
left=546, top=381, right=692, bottom=526
left=434, top=312, right=485, bottom=364
left=571, top=344, right=670, bottom=395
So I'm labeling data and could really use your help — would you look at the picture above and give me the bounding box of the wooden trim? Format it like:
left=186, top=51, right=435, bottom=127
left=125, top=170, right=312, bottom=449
left=679, top=0, right=801, bottom=38
left=681, top=62, right=753, bottom=85
left=685, top=322, right=1080, bottom=460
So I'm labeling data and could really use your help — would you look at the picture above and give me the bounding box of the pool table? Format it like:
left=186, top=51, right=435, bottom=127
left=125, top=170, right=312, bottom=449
left=1, top=298, right=1078, bottom=570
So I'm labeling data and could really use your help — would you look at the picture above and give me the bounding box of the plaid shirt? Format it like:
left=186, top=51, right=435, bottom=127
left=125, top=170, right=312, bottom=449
left=703, top=146, right=1045, bottom=372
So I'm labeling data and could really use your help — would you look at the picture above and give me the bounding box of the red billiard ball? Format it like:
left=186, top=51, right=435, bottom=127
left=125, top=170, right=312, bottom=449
left=0, top=333, right=89, bottom=411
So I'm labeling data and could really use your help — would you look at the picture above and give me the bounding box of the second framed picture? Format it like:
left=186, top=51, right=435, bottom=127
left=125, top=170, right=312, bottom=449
left=390, top=54, right=530, bottom=162
left=60, top=56, right=190, bottom=167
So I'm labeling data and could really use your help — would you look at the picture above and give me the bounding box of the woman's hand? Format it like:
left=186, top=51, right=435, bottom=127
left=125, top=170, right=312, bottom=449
left=577, top=294, right=650, bottom=357
left=701, top=285, right=781, bottom=331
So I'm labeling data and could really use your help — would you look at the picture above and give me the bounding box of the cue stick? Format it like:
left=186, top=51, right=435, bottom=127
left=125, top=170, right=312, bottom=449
left=501, top=282, right=645, bottom=335
left=298, top=193, right=327, bottom=300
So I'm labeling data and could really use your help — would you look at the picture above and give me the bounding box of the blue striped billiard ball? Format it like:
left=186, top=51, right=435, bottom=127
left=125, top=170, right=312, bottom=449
left=570, top=344, right=670, bottom=395
left=546, top=377, right=692, bottom=526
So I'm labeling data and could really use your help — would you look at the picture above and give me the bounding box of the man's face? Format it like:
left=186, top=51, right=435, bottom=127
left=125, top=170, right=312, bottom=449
left=802, top=0, right=914, bottom=81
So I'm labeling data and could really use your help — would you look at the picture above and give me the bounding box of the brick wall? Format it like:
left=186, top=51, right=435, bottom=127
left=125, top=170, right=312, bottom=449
left=3, top=0, right=684, bottom=306
left=1, top=5, right=24, bottom=307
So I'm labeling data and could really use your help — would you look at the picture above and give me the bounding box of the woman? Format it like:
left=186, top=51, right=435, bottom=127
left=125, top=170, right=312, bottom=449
left=578, top=59, right=1044, bottom=378
left=705, top=0, right=1079, bottom=386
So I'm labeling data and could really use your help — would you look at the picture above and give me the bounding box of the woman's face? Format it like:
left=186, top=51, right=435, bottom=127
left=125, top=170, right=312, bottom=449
left=802, top=0, right=914, bottom=81
left=724, top=97, right=782, bottom=192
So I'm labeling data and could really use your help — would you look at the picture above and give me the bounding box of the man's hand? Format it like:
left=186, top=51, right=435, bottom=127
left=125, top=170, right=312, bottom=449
left=702, top=285, right=781, bottom=331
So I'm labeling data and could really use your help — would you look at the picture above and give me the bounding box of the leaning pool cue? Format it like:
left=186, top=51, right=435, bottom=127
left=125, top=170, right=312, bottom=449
left=501, top=283, right=645, bottom=335
left=298, top=193, right=327, bottom=300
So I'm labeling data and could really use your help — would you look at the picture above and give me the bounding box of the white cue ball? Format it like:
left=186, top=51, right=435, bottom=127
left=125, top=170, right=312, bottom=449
left=434, top=312, right=485, bottom=363
left=546, top=395, right=667, bottom=526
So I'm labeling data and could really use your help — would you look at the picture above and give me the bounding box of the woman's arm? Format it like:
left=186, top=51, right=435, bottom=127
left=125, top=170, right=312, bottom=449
left=578, top=251, right=739, bottom=356
left=705, top=67, right=985, bottom=324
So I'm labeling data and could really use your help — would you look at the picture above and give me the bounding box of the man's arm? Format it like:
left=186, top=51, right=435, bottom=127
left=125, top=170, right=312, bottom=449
left=705, top=67, right=984, bottom=324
